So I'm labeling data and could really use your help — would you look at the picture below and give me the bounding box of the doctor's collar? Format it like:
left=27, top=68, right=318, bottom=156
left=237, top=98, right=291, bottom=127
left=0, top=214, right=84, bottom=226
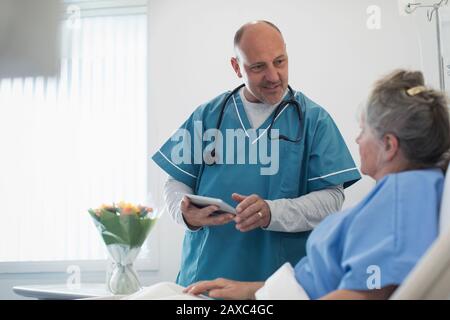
left=239, top=86, right=289, bottom=108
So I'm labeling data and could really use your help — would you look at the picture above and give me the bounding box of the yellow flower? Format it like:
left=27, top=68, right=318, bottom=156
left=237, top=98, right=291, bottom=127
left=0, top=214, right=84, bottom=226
left=118, top=201, right=140, bottom=215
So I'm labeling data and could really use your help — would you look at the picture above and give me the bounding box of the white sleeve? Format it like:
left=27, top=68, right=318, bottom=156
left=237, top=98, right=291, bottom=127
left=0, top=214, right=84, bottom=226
left=264, top=185, right=344, bottom=233
left=164, top=175, right=201, bottom=232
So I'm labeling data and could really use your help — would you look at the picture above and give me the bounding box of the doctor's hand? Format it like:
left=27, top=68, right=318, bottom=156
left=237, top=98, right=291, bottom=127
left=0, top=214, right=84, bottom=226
left=180, top=197, right=235, bottom=230
left=183, top=278, right=264, bottom=300
left=232, top=193, right=271, bottom=232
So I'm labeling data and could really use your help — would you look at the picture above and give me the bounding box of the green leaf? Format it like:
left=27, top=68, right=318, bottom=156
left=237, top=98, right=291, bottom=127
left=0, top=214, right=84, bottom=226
left=88, top=210, right=157, bottom=248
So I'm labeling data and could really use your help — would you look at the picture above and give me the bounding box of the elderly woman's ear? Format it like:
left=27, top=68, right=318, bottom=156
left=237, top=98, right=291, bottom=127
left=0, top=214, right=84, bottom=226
left=382, top=133, right=400, bottom=161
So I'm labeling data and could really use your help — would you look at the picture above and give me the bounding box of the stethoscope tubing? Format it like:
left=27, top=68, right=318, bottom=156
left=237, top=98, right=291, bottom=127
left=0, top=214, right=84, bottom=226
left=206, top=84, right=303, bottom=165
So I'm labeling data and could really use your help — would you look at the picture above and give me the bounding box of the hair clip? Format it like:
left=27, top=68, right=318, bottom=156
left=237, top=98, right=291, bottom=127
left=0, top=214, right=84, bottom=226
left=406, top=86, right=427, bottom=96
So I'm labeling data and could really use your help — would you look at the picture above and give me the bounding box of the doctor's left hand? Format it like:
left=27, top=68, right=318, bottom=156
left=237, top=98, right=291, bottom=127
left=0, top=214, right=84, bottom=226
left=232, top=193, right=271, bottom=232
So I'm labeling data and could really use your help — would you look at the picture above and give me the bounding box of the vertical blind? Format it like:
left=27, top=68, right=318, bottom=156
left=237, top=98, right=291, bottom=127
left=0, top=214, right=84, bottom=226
left=0, top=14, right=148, bottom=262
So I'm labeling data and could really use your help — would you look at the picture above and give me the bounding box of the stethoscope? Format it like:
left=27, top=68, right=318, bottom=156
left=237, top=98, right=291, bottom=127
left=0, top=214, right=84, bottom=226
left=205, top=83, right=303, bottom=165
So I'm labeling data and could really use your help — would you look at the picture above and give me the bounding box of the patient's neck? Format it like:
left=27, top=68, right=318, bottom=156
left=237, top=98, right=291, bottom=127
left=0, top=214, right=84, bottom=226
left=372, top=159, right=413, bottom=182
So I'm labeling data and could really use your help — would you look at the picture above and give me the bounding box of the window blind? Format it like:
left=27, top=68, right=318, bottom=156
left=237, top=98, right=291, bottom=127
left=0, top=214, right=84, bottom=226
left=0, top=13, right=148, bottom=262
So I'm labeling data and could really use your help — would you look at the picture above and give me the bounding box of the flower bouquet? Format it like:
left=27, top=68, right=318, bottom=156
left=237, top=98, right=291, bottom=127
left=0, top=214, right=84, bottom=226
left=89, top=201, right=157, bottom=295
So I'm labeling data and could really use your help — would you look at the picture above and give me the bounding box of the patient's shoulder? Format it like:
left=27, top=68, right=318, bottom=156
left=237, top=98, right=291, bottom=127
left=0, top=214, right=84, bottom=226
left=346, top=168, right=443, bottom=225
left=383, top=168, right=444, bottom=197
left=393, top=167, right=443, bottom=182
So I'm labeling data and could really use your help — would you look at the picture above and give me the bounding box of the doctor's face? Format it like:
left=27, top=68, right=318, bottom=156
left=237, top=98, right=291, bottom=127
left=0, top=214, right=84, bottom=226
left=231, top=23, right=288, bottom=105
left=355, top=119, right=384, bottom=179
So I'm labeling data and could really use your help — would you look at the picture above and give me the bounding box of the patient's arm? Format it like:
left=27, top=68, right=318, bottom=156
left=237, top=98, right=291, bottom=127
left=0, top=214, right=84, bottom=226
left=320, top=285, right=398, bottom=300
left=185, top=277, right=397, bottom=300
left=184, top=278, right=264, bottom=300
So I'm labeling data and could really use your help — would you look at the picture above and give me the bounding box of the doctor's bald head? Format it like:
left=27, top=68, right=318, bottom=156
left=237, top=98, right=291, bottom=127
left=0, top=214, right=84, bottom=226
left=231, top=21, right=289, bottom=105
left=233, top=21, right=283, bottom=50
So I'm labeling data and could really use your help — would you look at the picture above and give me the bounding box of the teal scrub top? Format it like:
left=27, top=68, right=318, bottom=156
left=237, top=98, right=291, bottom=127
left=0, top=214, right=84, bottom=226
left=295, top=169, right=442, bottom=299
left=152, top=88, right=361, bottom=286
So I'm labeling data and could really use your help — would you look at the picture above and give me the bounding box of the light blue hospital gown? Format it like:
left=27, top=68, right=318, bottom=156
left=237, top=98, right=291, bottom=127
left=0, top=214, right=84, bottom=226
left=294, top=168, right=443, bottom=299
left=152, top=88, right=361, bottom=286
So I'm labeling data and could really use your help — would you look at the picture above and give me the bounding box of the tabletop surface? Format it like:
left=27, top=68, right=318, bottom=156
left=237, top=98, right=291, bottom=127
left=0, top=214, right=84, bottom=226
left=13, top=283, right=113, bottom=300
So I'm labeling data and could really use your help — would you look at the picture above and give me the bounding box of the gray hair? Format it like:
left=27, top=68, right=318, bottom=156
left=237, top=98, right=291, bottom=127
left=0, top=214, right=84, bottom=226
left=364, top=69, right=450, bottom=171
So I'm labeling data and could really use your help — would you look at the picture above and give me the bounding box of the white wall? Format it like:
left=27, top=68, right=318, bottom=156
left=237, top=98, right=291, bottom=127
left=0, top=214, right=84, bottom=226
left=0, top=0, right=441, bottom=299
left=441, top=6, right=450, bottom=94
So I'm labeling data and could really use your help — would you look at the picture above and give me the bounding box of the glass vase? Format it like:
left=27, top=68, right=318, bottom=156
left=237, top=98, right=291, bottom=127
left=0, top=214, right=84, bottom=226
left=106, top=244, right=142, bottom=295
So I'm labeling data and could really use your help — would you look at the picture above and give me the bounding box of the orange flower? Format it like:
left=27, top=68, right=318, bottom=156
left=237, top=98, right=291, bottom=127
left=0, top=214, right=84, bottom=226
left=121, top=207, right=136, bottom=215
left=118, top=201, right=140, bottom=215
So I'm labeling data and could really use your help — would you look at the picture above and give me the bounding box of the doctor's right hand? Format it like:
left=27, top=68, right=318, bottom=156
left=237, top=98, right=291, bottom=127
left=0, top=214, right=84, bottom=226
left=180, top=196, right=235, bottom=230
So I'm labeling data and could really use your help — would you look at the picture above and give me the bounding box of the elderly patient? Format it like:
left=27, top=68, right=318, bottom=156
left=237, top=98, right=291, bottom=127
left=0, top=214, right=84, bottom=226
left=184, top=69, right=450, bottom=300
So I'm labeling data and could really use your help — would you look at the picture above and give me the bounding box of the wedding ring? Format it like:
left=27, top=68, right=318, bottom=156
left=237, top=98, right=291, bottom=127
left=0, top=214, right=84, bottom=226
left=257, top=211, right=263, bottom=218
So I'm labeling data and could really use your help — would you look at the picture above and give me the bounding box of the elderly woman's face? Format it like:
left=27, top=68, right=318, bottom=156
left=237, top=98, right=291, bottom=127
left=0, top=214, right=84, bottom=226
left=355, top=118, right=384, bottom=179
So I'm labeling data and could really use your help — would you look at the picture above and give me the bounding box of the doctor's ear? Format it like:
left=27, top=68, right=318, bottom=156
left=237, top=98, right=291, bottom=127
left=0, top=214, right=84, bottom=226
left=382, top=133, right=400, bottom=161
left=231, top=57, right=242, bottom=78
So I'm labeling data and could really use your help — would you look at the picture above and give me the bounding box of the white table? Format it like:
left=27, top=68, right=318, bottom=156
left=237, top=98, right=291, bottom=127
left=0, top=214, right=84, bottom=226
left=12, top=283, right=113, bottom=300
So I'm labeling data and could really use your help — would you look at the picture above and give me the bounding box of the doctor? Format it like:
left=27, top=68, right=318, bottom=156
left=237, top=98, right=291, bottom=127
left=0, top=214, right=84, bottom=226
left=152, top=20, right=361, bottom=286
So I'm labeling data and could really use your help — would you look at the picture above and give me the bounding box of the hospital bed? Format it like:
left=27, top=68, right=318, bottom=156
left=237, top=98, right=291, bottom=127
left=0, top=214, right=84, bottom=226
left=82, top=168, right=450, bottom=300
left=390, top=167, right=450, bottom=300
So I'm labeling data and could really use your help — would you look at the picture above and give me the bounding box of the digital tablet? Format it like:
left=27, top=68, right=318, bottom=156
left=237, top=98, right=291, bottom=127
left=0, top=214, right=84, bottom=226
left=185, top=194, right=236, bottom=215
